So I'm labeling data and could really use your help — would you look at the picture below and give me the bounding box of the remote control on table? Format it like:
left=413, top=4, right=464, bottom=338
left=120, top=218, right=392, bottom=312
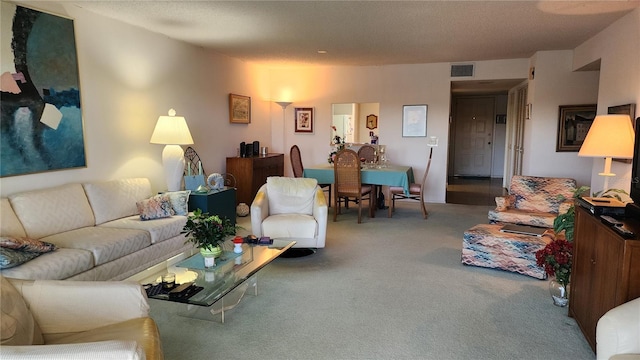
left=612, top=225, right=636, bottom=239
left=600, top=215, right=624, bottom=226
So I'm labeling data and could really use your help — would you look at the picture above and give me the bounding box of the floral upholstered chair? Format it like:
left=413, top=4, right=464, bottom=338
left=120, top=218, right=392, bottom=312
left=488, top=175, right=577, bottom=228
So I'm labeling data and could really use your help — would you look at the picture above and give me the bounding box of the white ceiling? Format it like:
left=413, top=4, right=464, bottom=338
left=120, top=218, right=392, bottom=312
left=66, top=0, right=639, bottom=68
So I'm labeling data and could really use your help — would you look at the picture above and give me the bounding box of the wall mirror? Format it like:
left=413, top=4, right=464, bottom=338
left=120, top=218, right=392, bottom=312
left=331, top=102, right=380, bottom=145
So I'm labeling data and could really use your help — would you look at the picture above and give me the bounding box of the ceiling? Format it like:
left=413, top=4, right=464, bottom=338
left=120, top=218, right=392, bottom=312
left=40, top=1, right=640, bottom=93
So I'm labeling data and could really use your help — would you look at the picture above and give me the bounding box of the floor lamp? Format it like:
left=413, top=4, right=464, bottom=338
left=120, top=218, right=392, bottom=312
left=276, top=101, right=292, bottom=152
left=578, top=114, right=635, bottom=196
left=150, top=109, right=194, bottom=191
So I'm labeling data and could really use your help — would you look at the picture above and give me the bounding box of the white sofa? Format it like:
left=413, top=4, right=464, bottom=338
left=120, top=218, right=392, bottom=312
left=1, top=178, right=194, bottom=280
left=251, top=177, right=328, bottom=248
left=1, top=275, right=162, bottom=359
left=597, top=297, right=640, bottom=360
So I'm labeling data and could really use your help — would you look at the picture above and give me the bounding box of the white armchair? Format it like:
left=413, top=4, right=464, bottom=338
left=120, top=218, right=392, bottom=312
left=597, top=297, right=640, bottom=360
left=251, top=177, right=328, bottom=249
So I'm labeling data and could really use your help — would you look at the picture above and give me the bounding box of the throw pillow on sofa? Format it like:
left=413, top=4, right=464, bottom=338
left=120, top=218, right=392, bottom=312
left=136, top=194, right=174, bottom=221
left=165, top=190, right=191, bottom=215
left=0, top=236, right=56, bottom=253
left=0, top=248, right=41, bottom=269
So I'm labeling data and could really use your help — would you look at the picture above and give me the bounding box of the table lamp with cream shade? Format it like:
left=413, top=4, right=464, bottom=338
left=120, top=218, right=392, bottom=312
left=150, top=108, right=194, bottom=191
left=578, top=114, right=635, bottom=195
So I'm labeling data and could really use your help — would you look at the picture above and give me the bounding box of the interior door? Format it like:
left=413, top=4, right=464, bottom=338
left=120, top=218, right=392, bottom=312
left=453, top=97, right=495, bottom=176
left=504, top=83, right=527, bottom=186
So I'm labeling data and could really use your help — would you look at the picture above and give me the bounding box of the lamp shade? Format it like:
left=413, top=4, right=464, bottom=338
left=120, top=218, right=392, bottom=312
left=150, top=109, right=194, bottom=145
left=578, top=114, right=634, bottom=159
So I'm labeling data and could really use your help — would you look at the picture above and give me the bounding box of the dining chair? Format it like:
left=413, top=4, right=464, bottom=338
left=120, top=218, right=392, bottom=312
left=290, top=145, right=331, bottom=207
left=357, top=145, right=377, bottom=164
left=388, top=146, right=433, bottom=219
left=333, top=149, right=374, bottom=223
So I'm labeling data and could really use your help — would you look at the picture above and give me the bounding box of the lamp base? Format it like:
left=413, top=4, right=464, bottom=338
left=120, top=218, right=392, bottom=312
left=162, top=145, right=185, bottom=191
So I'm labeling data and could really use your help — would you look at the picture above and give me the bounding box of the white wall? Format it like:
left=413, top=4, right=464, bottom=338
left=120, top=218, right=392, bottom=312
left=573, top=8, right=640, bottom=195
left=525, top=50, right=600, bottom=186
left=1, top=2, right=271, bottom=197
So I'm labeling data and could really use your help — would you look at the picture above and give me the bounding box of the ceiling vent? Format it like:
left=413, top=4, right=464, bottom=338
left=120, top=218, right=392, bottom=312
left=451, top=63, right=474, bottom=77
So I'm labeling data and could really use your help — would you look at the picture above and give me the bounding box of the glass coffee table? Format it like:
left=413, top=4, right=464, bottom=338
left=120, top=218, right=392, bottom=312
left=140, top=239, right=295, bottom=322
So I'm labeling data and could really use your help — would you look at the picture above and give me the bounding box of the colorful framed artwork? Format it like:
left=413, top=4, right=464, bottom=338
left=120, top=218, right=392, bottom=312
left=402, top=105, right=427, bottom=137
left=1, top=3, right=86, bottom=177
left=294, top=107, right=313, bottom=133
left=366, top=114, right=378, bottom=130
left=608, top=103, right=636, bottom=163
left=229, top=93, right=251, bottom=124
left=556, top=104, right=596, bottom=152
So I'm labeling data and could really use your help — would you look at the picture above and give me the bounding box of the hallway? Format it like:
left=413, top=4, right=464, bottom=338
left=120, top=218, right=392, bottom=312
left=446, top=177, right=507, bottom=206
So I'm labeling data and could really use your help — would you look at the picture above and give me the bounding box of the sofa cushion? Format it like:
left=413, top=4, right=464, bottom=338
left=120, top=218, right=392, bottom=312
left=136, top=194, right=174, bottom=221
left=488, top=208, right=558, bottom=228
left=509, top=176, right=576, bottom=213
left=0, top=236, right=56, bottom=253
left=99, top=215, right=187, bottom=244
left=0, top=248, right=94, bottom=280
left=1, top=199, right=26, bottom=238
left=266, top=177, right=318, bottom=216
left=165, top=190, right=191, bottom=215
left=262, top=214, right=317, bottom=239
left=0, top=248, right=42, bottom=269
left=42, top=227, right=150, bottom=266
left=83, top=178, right=152, bottom=225
left=0, top=275, right=43, bottom=345
left=0, top=340, right=145, bottom=360
left=8, top=184, right=95, bottom=239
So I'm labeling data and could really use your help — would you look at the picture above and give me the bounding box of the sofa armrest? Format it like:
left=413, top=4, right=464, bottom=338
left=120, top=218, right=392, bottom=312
left=312, top=187, right=328, bottom=248
left=250, top=184, right=269, bottom=238
left=10, top=279, right=149, bottom=335
left=597, top=298, right=640, bottom=360
left=494, top=195, right=515, bottom=211
left=1, top=340, right=144, bottom=360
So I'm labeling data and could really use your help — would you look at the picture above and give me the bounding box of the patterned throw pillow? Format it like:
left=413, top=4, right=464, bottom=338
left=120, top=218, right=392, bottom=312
left=165, top=190, right=191, bottom=216
left=0, top=236, right=56, bottom=253
left=0, top=248, right=41, bottom=269
left=136, top=194, right=174, bottom=221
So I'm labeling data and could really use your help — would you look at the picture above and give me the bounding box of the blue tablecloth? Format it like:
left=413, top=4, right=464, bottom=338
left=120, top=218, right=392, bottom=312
left=303, top=164, right=414, bottom=195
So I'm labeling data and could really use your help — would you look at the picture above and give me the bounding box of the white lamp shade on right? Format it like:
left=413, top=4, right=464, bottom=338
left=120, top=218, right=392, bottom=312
left=578, top=114, right=634, bottom=159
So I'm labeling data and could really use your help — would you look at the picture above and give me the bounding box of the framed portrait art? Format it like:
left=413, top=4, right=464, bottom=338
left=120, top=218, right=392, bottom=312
left=294, top=107, right=314, bottom=133
left=229, top=94, right=251, bottom=124
left=556, top=104, right=596, bottom=152
left=402, top=105, right=427, bottom=137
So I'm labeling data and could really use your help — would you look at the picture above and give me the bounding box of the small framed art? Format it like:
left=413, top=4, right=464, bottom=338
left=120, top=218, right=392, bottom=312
left=229, top=94, right=251, bottom=124
left=402, top=105, right=427, bottom=137
left=295, top=107, right=314, bottom=133
left=556, top=104, right=596, bottom=152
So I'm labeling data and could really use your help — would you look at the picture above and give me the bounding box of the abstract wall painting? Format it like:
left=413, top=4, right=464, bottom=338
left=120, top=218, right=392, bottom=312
left=1, top=3, right=85, bottom=177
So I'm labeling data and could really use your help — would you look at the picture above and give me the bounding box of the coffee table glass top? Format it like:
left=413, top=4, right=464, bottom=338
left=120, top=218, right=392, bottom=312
left=147, top=240, right=295, bottom=307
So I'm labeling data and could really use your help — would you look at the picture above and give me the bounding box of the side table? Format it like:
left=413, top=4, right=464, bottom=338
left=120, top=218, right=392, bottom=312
left=188, top=187, right=237, bottom=225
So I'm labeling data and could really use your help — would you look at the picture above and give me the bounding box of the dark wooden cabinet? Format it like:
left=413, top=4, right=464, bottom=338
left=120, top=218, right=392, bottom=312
left=569, top=206, right=640, bottom=352
left=226, top=153, right=284, bottom=205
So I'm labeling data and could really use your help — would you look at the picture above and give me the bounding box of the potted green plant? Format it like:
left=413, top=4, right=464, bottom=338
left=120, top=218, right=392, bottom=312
left=182, top=209, right=241, bottom=266
left=553, top=186, right=590, bottom=242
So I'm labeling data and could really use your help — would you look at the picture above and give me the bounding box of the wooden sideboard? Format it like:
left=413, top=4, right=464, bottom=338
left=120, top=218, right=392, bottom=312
left=569, top=206, right=640, bottom=352
left=226, top=153, right=284, bottom=205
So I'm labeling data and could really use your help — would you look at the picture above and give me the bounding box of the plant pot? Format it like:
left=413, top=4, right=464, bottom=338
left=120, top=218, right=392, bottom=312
left=200, top=245, right=222, bottom=268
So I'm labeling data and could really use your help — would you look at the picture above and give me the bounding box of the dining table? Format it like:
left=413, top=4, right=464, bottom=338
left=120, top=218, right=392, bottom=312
left=303, top=163, right=415, bottom=217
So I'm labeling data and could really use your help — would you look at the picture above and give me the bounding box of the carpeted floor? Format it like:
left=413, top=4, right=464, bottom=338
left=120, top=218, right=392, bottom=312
left=149, top=201, right=594, bottom=360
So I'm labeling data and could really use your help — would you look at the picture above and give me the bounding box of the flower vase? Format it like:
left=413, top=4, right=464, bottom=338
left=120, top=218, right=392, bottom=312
left=549, top=278, right=569, bottom=307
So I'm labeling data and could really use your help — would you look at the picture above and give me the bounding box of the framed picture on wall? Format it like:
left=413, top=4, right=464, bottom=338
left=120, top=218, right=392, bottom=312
left=402, top=105, right=427, bottom=137
left=229, top=94, right=251, bottom=124
left=608, top=103, right=636, bottom=163
left=556, top=104, right=596, bottom=152
left=295, top=107, right=314, bottom=133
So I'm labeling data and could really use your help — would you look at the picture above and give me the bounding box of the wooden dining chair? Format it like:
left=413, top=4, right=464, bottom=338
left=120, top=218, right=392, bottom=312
left=388, top=146, right=433, bottom=219
left=333, top=149, right=373, bottom=223
left=290, top=145, right=331, bottom=207
left=357, top=145, right=377, bottom=164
